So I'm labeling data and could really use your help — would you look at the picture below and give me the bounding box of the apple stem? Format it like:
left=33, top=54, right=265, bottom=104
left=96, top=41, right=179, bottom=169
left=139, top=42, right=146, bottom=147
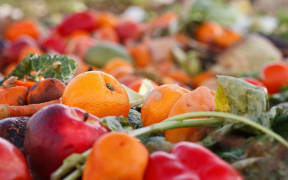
left=52, top=111, right=288, bottom=180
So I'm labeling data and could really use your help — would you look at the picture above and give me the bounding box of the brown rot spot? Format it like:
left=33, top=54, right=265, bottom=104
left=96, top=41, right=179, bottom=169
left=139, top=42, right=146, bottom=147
left=106, top=83, right=114, bottom=91
left=83, top=112, right=89, bottom=121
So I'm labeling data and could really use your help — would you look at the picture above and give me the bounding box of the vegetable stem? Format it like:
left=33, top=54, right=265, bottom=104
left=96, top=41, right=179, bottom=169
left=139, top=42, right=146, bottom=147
left=129, top=118, right=220, bottom=136
left=161, top=112, right=288, bottom=148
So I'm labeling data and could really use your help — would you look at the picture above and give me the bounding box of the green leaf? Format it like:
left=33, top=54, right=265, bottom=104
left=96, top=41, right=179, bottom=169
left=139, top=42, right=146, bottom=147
left=122, top=84, right=144, bottom=108
left=128, top=109, right=143, bottom=129
left=144, top=136, right=173, bottom=153
left=215, top=84, right=230, bottom=112
left=269, top=103, right=288, bottom=138
left=215, top=75, right=269, bottom=127
left=30, top=54, right=77, bottom=82
left=0, top=54, right=77, bottom=84
left=100, top=116, right=133, bottom=132
left=269, top=89, right=288, bottom=106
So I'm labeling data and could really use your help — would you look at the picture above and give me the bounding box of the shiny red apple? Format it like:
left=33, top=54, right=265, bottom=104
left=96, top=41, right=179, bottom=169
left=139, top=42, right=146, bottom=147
left=0, top=137, right=31, bottom=180
left=24, top=104, right=108, bottom=179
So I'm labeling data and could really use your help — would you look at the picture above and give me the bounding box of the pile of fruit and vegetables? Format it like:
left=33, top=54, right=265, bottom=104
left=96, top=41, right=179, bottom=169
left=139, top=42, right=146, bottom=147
left=2, top=0, right=288, bottom=179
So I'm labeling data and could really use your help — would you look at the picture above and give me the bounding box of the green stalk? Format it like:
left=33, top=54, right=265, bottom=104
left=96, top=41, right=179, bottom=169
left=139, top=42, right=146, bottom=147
left=129, top=118, right=220, bottom=136
left=161, top=112, right=288, bottom=148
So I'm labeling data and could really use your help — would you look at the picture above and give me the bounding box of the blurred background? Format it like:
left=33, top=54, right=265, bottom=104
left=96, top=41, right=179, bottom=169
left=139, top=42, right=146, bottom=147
left=1, top=0, right=288, bottom=36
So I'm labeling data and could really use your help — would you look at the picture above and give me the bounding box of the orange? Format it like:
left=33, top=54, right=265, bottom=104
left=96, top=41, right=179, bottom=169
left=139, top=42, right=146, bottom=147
left=215, top=29, right=242, bottom=48
left=103, top=58, right=134, bottom=79
left=83, top=132, right=148, bottom=180
left=5, top=20, right=39, bottom=41
left=168, top=70, right=192, bottom=85
left=141, top=84, right=189, bottom=126
left=96, top=26, right=119, bottom=43
left=192, top=71, right=216, bottom=87
left=97, top=13, right=118, bottom=28
left=195, top=22, right=224, bottom=44
left=165, top=86, right=215, bottom=143
left=129, top=44, right=151, bottom=68
left=62, top=71, right=130, bottom=118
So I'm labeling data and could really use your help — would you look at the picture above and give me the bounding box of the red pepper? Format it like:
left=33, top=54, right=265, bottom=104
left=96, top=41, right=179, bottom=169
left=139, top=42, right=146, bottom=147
left=42, top=35, right=66, bottom=54
left=57, top=12, right=96, bottom=37
left=144, top=142, right=242, bottom=180
left=261, top=62, right=288, bottom=94
left=243, top=78, right=267, bottom=92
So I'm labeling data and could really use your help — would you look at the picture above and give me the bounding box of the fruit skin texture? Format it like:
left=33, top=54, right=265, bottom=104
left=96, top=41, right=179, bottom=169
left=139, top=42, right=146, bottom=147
left=144, top=142, right=243, bottom=180
left=57, top=12, right=96, bottom=37
left=83, top=132, right=148, bottom=180
left=141, top=84, right=189, bottom=126
left=27, top=78, right=65, bottom=104
left=0, top=116, right=29, bottom=150
left=165, top=87, right=215, bottom=143
left=261, top=62, right=288, bottom=94
left=24, top=104, right=108, bottom=179
left=0, top=137, right=32, bottom=180
left=0, top=86, right=28, bottom=106
left=62, top=71, right=130, bottom=118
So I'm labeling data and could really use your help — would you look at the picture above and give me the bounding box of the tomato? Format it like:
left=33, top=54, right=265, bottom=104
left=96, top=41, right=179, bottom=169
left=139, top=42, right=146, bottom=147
left=261, top=62, right=288, bottom=94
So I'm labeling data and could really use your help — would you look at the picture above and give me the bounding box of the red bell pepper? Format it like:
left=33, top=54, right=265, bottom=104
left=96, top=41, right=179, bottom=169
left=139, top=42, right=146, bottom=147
left=57, top=12, right=96, bottom=37
left=145, top=142, right=242, bottom=180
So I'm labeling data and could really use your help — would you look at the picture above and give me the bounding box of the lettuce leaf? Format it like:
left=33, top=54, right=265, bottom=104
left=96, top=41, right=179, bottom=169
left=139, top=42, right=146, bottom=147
left=215, top=75, right=269, bottom=127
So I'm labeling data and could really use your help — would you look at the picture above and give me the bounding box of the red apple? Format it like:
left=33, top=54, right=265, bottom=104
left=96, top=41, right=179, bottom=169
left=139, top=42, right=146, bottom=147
left=0, top=137, right=31, bottom=180
left=24, top=104, right=108, bottom=179
left=116, top=20, right=143, bottom=42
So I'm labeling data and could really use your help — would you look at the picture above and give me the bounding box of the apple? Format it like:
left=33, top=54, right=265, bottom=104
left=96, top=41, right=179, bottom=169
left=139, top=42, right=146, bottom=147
left=116, top=20, right=143, bottom=42
left=0, top=137, right=31, bottom=180
left=24, top=104, right=108, bottom=179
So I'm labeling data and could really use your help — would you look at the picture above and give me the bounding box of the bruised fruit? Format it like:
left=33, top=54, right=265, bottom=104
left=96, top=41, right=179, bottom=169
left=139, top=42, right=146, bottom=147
left=0, top=137, right=31, bottom=180
left=0, top=116, right=29, bottom=150
left=62, top=71, right=130, bottom=118
left=24, top=104, right=108, bottom=179
left=27, top=78, right=65, bottom=104
left=0, top=86, right=28, bottom=106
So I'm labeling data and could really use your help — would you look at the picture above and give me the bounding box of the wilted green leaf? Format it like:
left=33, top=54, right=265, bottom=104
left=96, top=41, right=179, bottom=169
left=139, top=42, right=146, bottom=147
left=215, top=75, right=269, bottom=127
left=144, top=136, right=173, bottom=153
left=100, top=116, right=133, bottom=132
left=122, top=85, right=144, bottom=108
left=128, top=109, right=143, bottom=129
left=269, top=103, right=288, bottom=138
